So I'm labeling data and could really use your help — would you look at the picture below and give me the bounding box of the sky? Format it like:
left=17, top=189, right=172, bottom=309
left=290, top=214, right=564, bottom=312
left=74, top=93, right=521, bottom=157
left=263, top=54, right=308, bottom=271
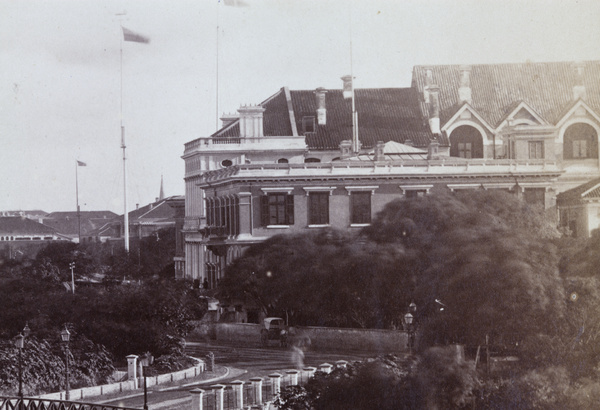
left=2, top=0, right=600, bottom=215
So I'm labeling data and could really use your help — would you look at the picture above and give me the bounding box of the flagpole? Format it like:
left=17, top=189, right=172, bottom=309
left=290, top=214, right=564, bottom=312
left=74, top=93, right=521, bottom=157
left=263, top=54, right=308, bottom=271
left=349, top=2, right=359, bottom=154
left=216, top=1, right=220, bottom=130
left=120, top=32, right=130, bottom=253
left=76, top=161, right=81, bottom=244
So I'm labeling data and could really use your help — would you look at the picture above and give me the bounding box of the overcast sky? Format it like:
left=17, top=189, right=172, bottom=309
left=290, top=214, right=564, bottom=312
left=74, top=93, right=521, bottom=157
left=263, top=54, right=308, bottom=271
left=2, top=0, right=600, bottom=215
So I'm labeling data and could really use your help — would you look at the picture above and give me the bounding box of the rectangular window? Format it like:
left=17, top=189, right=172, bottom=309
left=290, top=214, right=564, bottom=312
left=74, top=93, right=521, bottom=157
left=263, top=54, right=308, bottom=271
left=528, top=141, right=544, bottom=159
left=573, top=140, right=588, bottom=158
left=261, top=194, right=294, bottom=226
left=351, top=192, right=371, bottom=224
left=458, top=142, right=472, bottom=158
left=302, top=116, right=316, bottom=133
left=308, top=192, right=329, bottom=225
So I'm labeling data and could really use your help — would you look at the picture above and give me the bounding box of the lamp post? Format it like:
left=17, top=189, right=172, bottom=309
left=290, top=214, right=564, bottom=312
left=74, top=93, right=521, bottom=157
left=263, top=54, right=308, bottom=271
left=140, top=352, right=154, bottom=410
left=69, top=262, right=75, bottom=294
left=404, top=302, right=417, bottom=354
left=14, top=323, right=31, bottom=405
left=60, top=326, right=71, bottom=401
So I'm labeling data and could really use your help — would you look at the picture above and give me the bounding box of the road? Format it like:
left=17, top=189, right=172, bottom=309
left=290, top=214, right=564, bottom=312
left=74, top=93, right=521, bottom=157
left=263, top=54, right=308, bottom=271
left=98, top=341, right=376, bottom=409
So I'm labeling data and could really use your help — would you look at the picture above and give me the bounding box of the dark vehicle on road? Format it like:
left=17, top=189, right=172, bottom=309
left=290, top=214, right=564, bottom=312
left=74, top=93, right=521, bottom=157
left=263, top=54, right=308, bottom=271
left=260, top=317, right=288, bottom=347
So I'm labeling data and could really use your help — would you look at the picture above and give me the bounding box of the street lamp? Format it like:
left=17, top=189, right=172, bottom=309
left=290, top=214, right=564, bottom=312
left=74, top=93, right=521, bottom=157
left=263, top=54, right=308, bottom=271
left=14, top=323, right=31, bottom=405
left=60, top=326, right=71, bottom=401
left=404, top=302, right=417, bottom=354
left=140, top=352, right=154, bottom=410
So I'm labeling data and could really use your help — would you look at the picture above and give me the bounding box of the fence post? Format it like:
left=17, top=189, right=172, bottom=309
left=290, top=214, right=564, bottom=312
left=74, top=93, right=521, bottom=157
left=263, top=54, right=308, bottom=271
left=269, top=373, right=282, bottom=399
left=126, top=355, right=139, bottom=389
left=250, top=377, right=263, bottom=405
left=190, top=388, right=205, bottom=410
left=303, top=366, right=317, bottom=382
left=335, top=360, right=348, bottom=369
left=206, top=352, right=215, bottom=372
left=212, top=384, right=225, bottom=410
left=319, top=363, right=333, bottom=374
left=286, top=370, right=299, bottom=386
left=231, top=380, right=244, bottom=409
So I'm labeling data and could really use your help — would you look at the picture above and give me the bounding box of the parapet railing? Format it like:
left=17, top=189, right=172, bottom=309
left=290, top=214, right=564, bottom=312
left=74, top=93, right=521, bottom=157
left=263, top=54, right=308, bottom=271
left=0, top=397, right=140, bottom=410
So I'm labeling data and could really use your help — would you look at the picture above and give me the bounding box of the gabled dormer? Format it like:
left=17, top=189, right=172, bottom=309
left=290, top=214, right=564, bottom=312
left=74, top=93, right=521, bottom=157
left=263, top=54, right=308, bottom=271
left=556, top=100, right=600, bottom=163
left=441, top=103, right=495, bottom=158
left=497, top=101, right=549, bottom=130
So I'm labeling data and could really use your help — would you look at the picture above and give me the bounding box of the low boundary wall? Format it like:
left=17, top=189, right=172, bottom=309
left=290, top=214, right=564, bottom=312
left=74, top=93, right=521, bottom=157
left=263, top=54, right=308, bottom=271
left=191, top=322, right=409, bottom=352
left=35, top=357, right=205, bottom=401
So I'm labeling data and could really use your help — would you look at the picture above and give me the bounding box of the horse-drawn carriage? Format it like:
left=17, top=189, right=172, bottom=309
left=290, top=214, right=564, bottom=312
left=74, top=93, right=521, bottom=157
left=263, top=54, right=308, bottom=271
left=260, top=317, right=288, bottom=347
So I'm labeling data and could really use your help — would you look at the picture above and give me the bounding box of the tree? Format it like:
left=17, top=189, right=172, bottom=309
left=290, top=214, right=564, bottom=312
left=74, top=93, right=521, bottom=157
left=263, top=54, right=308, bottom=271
left=363, top=190, right=566, bottom=350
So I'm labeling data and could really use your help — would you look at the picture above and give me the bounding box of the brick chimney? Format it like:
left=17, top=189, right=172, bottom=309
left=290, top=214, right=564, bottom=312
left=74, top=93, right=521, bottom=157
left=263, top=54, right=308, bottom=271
left=458, top=65, right=472, bottom=105
left=220, top=112, right=238, bottom=128
left=428, top=85, right=441, bottom=135
left=374, top=141, right=385, bottom=161
left=573, top=62, right=587, bottom=101
left=314, top=87, right=328, bottom=125
left=423, top=66, right=434, bottom=103
left=341, top=75, right=353, bottom=99
left=238, top=105, right=265, bottom=138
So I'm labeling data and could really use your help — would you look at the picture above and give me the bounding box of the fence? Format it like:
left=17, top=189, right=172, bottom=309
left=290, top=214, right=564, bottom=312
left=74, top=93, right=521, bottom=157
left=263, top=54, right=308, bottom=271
left=190, top=363, right=340, bottom=410
left=0, top=397, right=140, bottom=410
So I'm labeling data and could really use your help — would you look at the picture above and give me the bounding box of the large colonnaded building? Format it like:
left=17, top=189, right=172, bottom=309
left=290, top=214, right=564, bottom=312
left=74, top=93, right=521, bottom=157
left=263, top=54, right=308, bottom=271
left=181, top=61, right=600, bottom=286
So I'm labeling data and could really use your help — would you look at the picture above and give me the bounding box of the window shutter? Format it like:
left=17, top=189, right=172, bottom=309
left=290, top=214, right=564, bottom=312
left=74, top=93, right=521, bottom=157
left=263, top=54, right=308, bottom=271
left=286, top=194, right=294, bottom=225
left=260, top=195, right=269, bottom=227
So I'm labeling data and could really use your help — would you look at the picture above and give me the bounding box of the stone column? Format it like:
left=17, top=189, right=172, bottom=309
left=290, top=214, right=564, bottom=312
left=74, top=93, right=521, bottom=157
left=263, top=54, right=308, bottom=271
left=190, top=388, right=205, bottom=410
left=230, top=381, right=244, bottom=409
left=250, top=377, right=263, bottom=405
left=212, top=384, right=225, bottom=410
left=126, top=355, right=138, bottom=388
left=286, top=370, right=299, bottom=386
left=319, top=363, right=333, bottom=374
left=237, top=192, right=252, bottom=240
left=336, top=360, right=349, bottom=369
left=303, top=367, right=317, bottom=381
left=269, top=373, right=282, bottom=399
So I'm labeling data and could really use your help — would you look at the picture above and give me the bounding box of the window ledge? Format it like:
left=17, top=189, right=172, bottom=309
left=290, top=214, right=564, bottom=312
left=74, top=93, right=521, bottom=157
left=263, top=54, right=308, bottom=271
left=308, top=224, right=330, bottom=228
left=266, top=225, right=290, bottom=229
left=350, top=223, right=371, bottom=228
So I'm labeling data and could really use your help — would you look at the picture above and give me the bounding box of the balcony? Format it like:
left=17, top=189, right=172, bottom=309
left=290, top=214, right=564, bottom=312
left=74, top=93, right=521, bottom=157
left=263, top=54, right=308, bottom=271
left=183, top=136, right=307, bottom=156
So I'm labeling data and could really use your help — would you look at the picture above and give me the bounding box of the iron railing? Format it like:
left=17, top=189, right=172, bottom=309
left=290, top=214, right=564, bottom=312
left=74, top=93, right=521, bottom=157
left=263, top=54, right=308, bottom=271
left=0, top=397, right=141, bottom=410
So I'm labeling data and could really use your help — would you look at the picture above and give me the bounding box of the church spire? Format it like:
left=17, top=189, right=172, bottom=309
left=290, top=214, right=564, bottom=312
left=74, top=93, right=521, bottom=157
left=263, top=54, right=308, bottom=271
left=159, top=175, right=165, bottom=200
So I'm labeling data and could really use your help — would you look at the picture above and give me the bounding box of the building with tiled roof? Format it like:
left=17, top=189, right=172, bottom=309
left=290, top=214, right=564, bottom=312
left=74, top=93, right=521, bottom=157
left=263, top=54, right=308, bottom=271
left=42, top=211, right=118, bottom=242
left=181, top=61, right=600, bottom=286
left=0, top=216, right=72, bottom=260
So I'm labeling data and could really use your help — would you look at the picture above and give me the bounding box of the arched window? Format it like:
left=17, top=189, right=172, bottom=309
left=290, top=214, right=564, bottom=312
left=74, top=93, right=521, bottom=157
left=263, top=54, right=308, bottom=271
left=277, top=158, right=289, bottom=164
left=564, top=123, right=598, bottom=159
left=449, top=125, right=484, bottom=158
left=304, top=158, right=321, bottom=163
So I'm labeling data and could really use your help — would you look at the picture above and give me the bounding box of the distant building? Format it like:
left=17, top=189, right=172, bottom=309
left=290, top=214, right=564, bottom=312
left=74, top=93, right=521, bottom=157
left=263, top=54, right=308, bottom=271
left=43, top=211, right=118, bottom=243
left=0, top=216, right=71, bottom=260
left=182, top=60, right=600, bottom=286
left=1, top=210, right=47, bottom=222
left=557, top=177, right=600, bottom=237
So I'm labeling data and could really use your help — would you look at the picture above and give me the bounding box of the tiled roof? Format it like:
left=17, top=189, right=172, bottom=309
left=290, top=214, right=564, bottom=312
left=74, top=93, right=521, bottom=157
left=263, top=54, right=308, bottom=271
left=0, top=217, right=57, bottom=235
left=45, top=211, right=117, bottom=219
left=412, top=61, right=600, bottom=128
left=211, top=87, right=438, bottom=150
left=557, top=177, right=600, bottom=205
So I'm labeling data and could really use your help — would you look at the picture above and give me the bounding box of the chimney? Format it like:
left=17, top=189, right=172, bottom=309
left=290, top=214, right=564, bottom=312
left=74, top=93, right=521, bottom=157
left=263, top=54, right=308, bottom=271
left=136, top=203, right=139, bottom=210
left=238, top=105, right=266, bottom=138
left=573, top=62, right=587, bottom=101
left=423, top=66, right=434, bottom=103
left=427, top=138, right=440, bottom=160
left=314, top=87, right=328, bottom=125
left=339, top=140, right=352, bottom=159
left=404, top=139, right=414, bottom=147
left=220, top=112, right=239, bottom=128
left=458, top=65, right=472, bottom=104
left=374, top=141, right=385, bottom=161
left=341, top=75, right=353, bottom=99
left=428, top=85, right=441, bottom=135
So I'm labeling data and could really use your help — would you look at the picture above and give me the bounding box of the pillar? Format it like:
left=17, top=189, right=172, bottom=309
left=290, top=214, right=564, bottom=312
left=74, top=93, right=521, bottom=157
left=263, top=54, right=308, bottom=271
left=212, top=384, right=225, bottom=410
left=319, top=363, right=333, bottom=374
left=190, top=388, right=205, bottom=410
left=303, top=366, right=317, bottom=380
left=269, top=373, right=282, bottom=399
left=336, top=360, right=349, bottom=369
left=126, top=355, right=139, bottom=388
left=286, top=370, right=299, bottom=386
left=250, top=377, right=263, bottom=405
left=237, top=192, right=252, bottom=239
left=230, top=381, right=244, bottom=409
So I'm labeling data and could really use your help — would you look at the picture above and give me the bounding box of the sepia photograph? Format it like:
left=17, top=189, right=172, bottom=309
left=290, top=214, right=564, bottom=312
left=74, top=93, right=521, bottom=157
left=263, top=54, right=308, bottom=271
left=2, top=0, right=600, bottom=408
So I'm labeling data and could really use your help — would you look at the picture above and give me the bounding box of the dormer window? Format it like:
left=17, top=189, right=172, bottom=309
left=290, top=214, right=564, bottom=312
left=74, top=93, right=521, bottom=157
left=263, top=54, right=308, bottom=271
left=277, top=158, right=289, bottom=164
left=302, top=116, right=316, bottom=133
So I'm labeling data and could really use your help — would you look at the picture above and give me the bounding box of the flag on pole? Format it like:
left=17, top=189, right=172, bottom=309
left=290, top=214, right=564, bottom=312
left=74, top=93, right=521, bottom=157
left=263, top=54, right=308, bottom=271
left=77, top=160, right=87, bottom=166
left=122, top=27, right=150, bottom=44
